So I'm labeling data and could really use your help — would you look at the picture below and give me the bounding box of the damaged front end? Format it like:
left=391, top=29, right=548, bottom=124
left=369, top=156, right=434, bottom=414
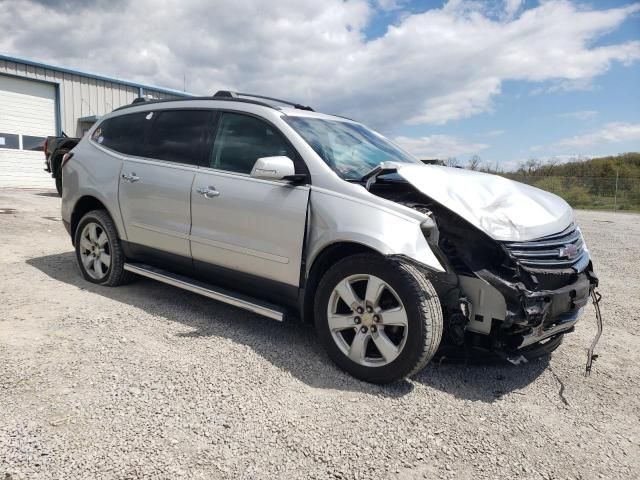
left=368, top=170, right=602, bottom=369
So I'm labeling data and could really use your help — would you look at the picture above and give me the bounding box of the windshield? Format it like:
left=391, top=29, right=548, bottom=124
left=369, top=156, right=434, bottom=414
left=283, top=116, right=420, bottom=180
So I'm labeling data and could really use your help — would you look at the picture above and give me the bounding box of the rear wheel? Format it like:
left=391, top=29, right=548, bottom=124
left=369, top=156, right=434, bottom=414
left=55, top=173, right=62, bottom=196
left=315, top=253, right=443, bottom=384
left=53, top=150, right=68, bottom=197
left=74, top=210, right=130, bottom=286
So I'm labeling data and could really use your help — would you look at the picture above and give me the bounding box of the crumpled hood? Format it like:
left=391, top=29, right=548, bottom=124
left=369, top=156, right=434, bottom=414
left=396, top=164, right=574, bottom=242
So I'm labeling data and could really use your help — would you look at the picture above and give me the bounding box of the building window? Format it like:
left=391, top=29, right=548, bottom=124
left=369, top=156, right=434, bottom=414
left=0, top=133, right=19, bottom=150
left=22, top=135, right=47, bottom=152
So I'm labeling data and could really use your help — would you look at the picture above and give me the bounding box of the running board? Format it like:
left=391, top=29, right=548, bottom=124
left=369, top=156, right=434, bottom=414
left=123, top=263, right=285, bottom=321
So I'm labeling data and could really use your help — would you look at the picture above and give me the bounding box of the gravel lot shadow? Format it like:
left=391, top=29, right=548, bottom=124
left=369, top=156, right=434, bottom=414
left=27, top=252, right=414, bottom=398
left=28, top=252, right=547, bottom=401
left=413, top=356, right=549, bottom=402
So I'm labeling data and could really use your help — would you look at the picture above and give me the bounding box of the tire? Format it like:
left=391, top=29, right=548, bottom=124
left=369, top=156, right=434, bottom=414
left=74, top=209, right=131, bottom=286
left=55, top=173, right=62, bottom=197
left=53, top=149, right=68, bottom=197
left=314, top=253, right=443, bottom=384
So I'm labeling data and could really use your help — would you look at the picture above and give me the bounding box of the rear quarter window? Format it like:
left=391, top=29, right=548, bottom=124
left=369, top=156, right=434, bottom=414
left=92, top=112, right=150, bottom=156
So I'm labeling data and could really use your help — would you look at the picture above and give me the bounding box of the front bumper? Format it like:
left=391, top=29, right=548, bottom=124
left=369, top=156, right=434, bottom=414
left=513, top=271, right=591, bottom=348
left=519, top=307, right=582, bottom=348
left=465, top=263, right=596, bottom=351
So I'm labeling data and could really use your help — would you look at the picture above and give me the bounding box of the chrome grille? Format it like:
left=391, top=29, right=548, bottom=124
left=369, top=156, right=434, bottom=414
left=503, top=224, right=589, bottom=271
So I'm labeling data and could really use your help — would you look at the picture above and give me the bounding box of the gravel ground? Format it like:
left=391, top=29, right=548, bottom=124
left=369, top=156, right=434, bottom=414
left=1, top=188, right=639, bottom=480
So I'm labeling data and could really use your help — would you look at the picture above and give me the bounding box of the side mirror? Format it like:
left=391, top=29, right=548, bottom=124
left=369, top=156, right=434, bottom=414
left=250, top=156, right=296, bottom=181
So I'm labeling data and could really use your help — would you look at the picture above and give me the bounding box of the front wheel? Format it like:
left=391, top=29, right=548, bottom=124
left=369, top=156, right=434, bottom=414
left=314, top=253, right=443, bottom=384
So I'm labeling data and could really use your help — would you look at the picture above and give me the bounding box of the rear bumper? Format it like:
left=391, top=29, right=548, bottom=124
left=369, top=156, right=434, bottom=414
left=63, top=219, right=72, bottom=237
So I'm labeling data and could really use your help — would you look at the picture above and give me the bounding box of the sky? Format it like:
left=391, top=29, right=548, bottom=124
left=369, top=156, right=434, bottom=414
left=1, top=0, right=638, bottom=170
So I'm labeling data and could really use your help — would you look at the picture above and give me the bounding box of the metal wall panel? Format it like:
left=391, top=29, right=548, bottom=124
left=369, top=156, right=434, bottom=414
left=0, top=74, right=57, bottom=188
left=0, top=59, right=186, bottom=137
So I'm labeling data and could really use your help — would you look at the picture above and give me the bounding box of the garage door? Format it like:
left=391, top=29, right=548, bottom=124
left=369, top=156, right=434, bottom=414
left=0, top=75, right=56, bottom=188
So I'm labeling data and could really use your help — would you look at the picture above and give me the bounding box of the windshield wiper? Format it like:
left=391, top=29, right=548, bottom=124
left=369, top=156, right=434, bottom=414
left=359, top=162, right=399, bottom=189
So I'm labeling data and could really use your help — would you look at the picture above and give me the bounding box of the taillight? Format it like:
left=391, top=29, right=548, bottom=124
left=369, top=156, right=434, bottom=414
left=43, top=138, right=48, bottom=158
left=61, top=152, right=74, bottom=168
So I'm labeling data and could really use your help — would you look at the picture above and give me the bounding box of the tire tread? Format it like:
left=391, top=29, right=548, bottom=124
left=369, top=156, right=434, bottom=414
left=315, top=253, right=443, bottom=383
left=75, top=209, right=132, bottom=286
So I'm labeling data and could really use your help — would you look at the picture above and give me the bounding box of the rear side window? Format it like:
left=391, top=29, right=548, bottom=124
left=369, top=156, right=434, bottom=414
left=144, top=110, right=212, bottom=166
left=210, top=112, right=295, bottom=174
left=92, top=112, right=149, bottom=156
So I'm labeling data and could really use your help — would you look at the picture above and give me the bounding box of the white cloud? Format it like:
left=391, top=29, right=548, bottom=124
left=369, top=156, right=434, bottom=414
left=554, top=122, right=640, bottom=149
left=394, top=134, right=489, bottom=159
left=375, top=0, right=407, bottom=12
left=485, top=129, right=506, bottom=137
left=558, top=110, right=598, bottom=120
left=502, top=0, right=524, bottom=20
left=0, top=0, right=638, bottom=130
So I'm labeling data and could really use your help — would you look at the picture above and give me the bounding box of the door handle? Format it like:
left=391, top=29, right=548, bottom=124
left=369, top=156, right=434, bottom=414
left=196, top=186, right=220, bottom=198
left=121, top=172, right=140, bottom=183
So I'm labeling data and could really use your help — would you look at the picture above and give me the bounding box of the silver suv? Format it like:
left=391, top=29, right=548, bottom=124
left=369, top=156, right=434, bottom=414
left=61, top=91, right=599, bottom=383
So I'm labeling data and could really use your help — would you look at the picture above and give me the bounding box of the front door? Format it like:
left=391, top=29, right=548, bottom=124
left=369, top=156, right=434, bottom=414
left=190, top=112, right=310, bottom=289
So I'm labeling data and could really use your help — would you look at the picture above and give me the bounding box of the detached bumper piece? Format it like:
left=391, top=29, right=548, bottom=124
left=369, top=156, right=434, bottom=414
left=585, top=289, right=603, bottom=376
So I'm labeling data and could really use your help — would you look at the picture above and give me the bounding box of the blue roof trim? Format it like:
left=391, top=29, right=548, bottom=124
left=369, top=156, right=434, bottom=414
left=0, top=53, right=194, bottom=97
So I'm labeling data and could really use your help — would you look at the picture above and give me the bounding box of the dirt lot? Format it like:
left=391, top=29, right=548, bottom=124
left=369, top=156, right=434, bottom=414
left=0, top=188, right=639, bottom=480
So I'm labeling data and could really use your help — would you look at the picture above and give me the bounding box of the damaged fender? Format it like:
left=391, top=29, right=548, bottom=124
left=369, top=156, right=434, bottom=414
left=305, top=187, right=444, bottom=275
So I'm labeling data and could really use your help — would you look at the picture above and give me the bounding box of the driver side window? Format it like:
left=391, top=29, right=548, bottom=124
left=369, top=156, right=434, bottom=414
left=210, top=112, right=295, bottom=174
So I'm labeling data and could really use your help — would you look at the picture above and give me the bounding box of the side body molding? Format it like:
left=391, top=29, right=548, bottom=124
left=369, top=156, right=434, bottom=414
left=305, top=187, right=444, bottom=275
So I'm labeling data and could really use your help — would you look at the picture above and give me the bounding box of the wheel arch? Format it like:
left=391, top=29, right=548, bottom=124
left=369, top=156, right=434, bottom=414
left=70, top=195, right=122, bottom=246
left=51, top=148, right=69, bottom=177
left=302, top=241, right=382, bottom=324
left=50, top=139, right=78, bottom=175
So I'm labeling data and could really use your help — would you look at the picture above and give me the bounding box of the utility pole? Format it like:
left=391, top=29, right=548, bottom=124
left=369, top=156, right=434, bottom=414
left=613, top=169, right=619, bottom=211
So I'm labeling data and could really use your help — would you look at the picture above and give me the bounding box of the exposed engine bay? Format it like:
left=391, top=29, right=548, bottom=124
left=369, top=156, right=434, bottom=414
left=367, top=174, right=602, bottom=369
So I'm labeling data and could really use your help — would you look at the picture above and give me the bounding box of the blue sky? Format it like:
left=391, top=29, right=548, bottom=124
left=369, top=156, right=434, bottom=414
left=1, top=0, right=639, bottom=170
left=363, top=0, right=640, bottom=168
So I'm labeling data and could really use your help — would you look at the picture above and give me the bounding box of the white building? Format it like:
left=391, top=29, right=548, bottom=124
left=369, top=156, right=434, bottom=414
left=0, top=54, right=190, bottom=188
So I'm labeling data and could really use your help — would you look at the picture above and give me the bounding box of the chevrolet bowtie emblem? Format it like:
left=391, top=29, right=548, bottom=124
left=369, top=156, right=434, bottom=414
left=558, top=243, right=579, bottom=259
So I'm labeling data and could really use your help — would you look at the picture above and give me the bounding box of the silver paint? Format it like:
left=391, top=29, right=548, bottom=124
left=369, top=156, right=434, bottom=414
left=62, top=98, right=589, bottom=334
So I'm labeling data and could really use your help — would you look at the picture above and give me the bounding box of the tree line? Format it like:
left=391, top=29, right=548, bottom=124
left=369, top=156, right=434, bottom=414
left=437, top=152, right=640, bottom=211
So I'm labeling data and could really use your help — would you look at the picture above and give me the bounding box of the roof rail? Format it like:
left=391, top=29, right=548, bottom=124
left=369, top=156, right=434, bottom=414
left=112, top=95, right=277, bottom=113
left=213, top=91, right=314, bottom=111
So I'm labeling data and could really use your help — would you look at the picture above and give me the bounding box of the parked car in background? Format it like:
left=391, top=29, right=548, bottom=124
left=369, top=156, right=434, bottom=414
left=44, top=133, right=79, bottom=195
left=60, top=91, right=600, bottom=383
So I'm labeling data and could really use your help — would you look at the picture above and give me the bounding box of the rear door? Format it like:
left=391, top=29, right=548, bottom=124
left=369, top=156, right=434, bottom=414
left=115, top=109, right=214, bottom=257
left=190, top=111, right=310, bottom=289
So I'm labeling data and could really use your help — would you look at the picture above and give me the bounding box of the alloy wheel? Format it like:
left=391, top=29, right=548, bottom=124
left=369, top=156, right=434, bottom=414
left=79, top=222, right=111, bottom=280
left=327, top=274, right=408, bottom=367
